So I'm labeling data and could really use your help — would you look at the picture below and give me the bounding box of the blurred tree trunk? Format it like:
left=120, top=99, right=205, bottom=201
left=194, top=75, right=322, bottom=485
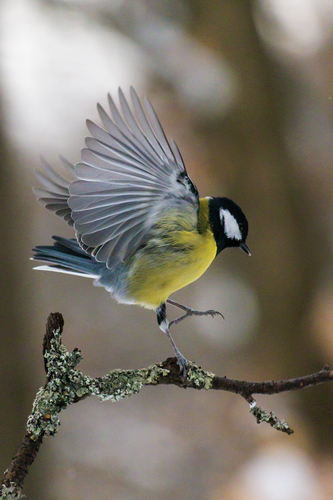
left=0, top=113, right=47, bottom=499
left=188, top=0, right=333, bottom=449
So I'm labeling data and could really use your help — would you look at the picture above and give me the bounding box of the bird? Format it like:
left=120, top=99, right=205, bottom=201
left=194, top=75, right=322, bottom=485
left=32, top=87, right=250, bottom=378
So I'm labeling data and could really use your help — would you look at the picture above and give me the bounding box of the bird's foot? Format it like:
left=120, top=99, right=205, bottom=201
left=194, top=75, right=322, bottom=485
left=169, top=306, right=224, bottom=327
left=174, top=348, right=188, bottom=379
left=168, top=300, right=224, bottom=328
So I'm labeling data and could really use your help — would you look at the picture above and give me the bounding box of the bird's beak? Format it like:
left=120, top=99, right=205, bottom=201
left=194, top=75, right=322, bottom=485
left=240, top=242, right=251, bottom=256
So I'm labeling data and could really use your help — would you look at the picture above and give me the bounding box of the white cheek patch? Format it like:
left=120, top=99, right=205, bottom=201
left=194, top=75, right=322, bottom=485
left=220, top=208, right=242, bottom=240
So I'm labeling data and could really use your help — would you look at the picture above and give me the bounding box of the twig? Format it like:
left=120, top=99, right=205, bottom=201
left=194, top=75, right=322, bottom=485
left=2, top=312, right=333, bottom=498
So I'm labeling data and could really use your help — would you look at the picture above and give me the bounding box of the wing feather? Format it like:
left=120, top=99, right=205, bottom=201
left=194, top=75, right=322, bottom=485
left=34, top=157, right=75, bottom=226
left=141, top=93, right=177, bottom=165
left=34, top=88, right=199, bottom=268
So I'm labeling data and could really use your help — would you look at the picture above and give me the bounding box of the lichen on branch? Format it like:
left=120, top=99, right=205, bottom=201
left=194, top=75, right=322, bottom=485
left=2, top=312, right=333, bottom=499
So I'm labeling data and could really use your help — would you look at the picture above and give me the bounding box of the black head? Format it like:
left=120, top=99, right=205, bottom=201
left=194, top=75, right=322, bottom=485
left=208, top=197, right=250, bottom=256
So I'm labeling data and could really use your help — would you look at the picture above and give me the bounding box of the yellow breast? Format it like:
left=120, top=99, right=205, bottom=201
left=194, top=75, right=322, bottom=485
left=128, top=198, right=217, bottom=309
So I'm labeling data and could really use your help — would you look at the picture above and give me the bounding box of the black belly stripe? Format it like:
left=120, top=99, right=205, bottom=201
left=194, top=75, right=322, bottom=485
left=156, top=303, right=166, bottom=325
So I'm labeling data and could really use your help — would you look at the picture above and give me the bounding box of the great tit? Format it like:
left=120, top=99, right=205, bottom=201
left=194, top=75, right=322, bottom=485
left=32, top=87, right=250, bottom=378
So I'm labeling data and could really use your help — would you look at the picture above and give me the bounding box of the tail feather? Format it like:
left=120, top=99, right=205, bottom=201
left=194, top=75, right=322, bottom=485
left=32, top=236, right=101, bottom=277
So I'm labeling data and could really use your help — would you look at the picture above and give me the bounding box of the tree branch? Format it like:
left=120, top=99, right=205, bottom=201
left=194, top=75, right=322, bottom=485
left=2, top=312, right=333, bottom=498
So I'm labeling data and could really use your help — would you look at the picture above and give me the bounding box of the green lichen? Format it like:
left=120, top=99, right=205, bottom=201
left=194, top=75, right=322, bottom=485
left=185, top=362, right=215, bottom=389
left=87, top=364, right=170, bottom=402
left=26, top=387, right=61, bottom=439
left=26, top=331, right=173, bottom=438
left=250, top=402, right=294, bottom=435
left=0, top=483, right=25, bottom=499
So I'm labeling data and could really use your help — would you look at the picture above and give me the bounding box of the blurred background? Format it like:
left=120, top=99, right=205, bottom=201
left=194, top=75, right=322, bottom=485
left=1, top=0, right=333, bottom=498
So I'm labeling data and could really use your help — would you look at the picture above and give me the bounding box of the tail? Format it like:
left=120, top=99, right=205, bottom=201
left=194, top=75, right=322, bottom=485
left=32, top=236, right=101, bottom=279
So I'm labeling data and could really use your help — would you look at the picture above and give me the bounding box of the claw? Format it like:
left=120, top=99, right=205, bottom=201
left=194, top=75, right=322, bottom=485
left=206, top=310, right=224, bottom=319
left=175, top=350, right=188, bottom=379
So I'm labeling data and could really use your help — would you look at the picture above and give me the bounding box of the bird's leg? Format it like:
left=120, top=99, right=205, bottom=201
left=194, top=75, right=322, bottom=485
left=166, top=298, right=224, bottom=327
left=156, top=303, right=188, bottom=379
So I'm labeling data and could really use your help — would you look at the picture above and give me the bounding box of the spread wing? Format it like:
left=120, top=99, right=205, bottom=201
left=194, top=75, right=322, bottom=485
left=35, top=87, right=199, bottom=269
